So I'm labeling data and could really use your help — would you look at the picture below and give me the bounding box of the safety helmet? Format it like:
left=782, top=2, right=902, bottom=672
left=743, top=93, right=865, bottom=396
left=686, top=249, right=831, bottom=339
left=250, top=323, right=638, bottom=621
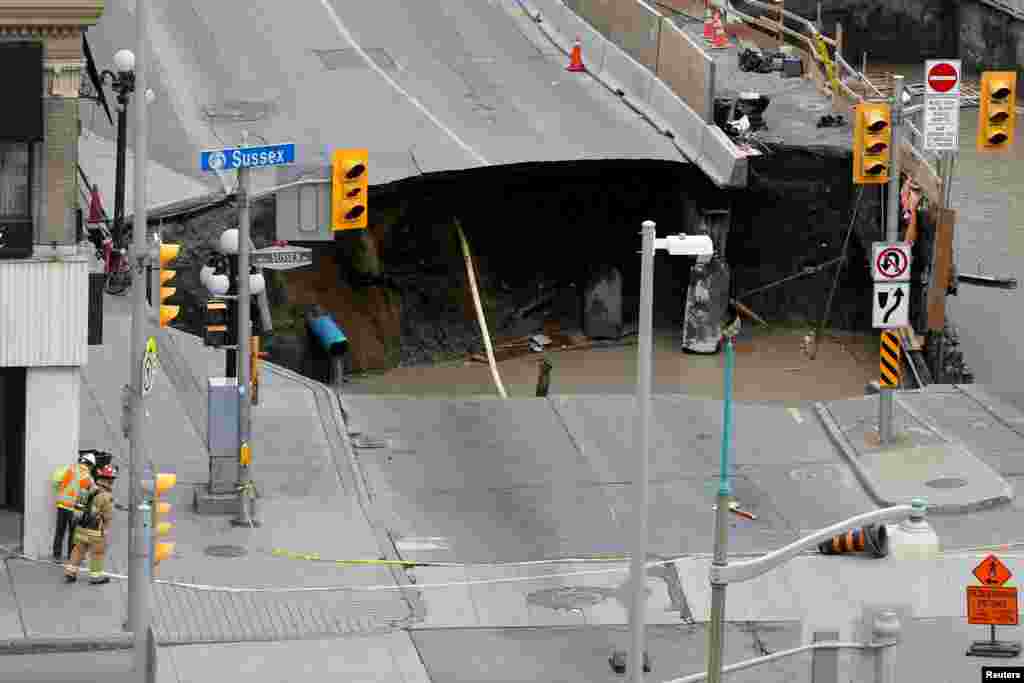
left=78, top=451, right=97, bottom=467
left=95, top=464, right=117, bottom=480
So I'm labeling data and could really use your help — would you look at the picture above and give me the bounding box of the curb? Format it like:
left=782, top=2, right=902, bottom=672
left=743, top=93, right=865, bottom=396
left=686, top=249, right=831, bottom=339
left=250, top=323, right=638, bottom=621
left=262, top=363, right=426, bottom=625
left=0, top=634, right=134, bottom=655
left=813, top=400, right=1013, bottom=515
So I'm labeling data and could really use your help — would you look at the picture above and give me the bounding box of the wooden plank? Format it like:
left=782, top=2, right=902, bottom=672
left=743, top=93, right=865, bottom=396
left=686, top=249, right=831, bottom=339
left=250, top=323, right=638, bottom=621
left=926, top=207, right=956, bottom=331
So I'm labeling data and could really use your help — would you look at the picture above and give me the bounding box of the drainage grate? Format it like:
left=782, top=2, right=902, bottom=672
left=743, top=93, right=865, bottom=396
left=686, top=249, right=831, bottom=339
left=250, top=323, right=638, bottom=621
left=526, top=586, right=616, bottom=612
left=204, top=544, right=248, bottom=558
left=925, top=477, right=968, bottom=489
left=313, top=48, right=397, bottom=72
left=202, top=100, right=272, bottom=122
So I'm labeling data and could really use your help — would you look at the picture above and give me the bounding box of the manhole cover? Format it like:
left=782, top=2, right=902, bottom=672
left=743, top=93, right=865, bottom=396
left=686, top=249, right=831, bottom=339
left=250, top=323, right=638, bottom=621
left=204, top=544, right=248, bottom=558
left=526, top=586, right=616, bottom=611
left=925, top=477, right=968, bottom=489
left=202, top=100, right=272, bottom=122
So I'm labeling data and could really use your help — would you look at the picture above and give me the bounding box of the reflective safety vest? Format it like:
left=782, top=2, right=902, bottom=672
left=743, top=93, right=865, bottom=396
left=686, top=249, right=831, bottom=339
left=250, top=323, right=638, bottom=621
left=52, top=464, right=92, bottom=511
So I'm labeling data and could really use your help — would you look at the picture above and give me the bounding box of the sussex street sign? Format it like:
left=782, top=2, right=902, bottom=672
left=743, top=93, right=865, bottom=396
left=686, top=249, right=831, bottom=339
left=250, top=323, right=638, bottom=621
left=251, top=245, right=313, bottom=271
left=200, top=143, right=296, bottom=172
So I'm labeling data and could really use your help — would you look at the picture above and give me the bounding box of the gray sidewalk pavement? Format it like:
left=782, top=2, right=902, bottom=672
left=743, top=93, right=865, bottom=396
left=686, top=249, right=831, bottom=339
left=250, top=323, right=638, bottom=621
left=815, top=385, right=1018, bottom=513
left=0, top=296, right=429, bottom=681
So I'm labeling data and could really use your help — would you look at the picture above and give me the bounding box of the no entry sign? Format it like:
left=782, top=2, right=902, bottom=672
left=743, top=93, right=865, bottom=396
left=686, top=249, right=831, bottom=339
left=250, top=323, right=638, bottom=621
left=926, top=60, right=960, bottom=96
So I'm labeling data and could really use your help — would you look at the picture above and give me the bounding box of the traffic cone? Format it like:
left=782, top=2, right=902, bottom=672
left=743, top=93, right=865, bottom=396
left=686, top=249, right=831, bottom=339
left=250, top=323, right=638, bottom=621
left=708, top=10, right=730, bottom=49
left=703, top=0, right=714, bottom=40
left=567, top=37, right=585, bottom=72
left=818, top=524, right=889, bottom=558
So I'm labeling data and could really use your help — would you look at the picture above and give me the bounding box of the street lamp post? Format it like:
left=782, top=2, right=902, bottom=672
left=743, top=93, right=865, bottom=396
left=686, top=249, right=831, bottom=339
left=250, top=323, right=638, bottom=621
left=100, top=49, right=136, bottom=250
left=704, top=500, right=939, bottom=683
left=629, top=220, right=713, bottom=682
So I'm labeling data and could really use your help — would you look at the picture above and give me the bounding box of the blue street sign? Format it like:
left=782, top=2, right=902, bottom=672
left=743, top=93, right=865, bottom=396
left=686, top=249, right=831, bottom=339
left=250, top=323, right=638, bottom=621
left=200, top=143, right=296, bottom=172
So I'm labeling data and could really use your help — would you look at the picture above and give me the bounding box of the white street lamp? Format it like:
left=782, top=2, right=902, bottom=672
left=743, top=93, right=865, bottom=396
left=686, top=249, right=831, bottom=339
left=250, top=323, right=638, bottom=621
left=199, top=264, right=215, bottom=289
left=249, top=271, right=266, bottom=296
left=705, top=500, right=939, bottom=683
left=207, top=272, right=230, bottom=296
left=113, top=48, right=135, bottom=75
left=219, top=228, right=240, bottom=255
left=627, top=220, right=714, bottom=682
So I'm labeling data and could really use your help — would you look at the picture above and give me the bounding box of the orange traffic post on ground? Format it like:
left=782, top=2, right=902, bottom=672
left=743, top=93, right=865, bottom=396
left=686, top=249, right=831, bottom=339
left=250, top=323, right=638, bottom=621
left=966, top=553, right=1023, bottom=658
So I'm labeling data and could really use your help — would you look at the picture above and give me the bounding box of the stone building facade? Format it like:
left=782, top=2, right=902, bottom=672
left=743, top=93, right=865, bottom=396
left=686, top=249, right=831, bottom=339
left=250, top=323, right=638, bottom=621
left=0, top=0, right=104, bottom=558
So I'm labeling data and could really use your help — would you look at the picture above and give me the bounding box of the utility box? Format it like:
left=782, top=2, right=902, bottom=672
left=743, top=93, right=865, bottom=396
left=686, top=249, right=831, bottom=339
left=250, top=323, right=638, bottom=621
left=207, top=377, right=239, bottom=494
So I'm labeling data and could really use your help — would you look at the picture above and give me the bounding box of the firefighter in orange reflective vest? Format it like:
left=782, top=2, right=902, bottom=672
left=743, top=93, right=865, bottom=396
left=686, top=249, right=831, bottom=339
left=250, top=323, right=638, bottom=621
left=64, top=464, right=117, bottom=584
left=51, top=452, right=95, bottom=561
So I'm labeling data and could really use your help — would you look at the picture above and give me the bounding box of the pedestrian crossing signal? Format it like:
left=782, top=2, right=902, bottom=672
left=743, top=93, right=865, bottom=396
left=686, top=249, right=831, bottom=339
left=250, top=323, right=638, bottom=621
left=204, top=299, right=231, bottom=347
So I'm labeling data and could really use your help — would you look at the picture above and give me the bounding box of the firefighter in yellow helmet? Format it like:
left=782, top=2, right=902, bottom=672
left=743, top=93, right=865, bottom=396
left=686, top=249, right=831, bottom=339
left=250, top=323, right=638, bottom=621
left=64, top=463, right=116, bottom=585
left=51, top=452, right=95, bottom=562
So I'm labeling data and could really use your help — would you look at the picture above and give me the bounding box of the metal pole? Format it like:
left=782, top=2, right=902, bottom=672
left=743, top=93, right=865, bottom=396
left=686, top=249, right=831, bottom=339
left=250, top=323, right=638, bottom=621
left=706, top=337, right=735, bottom=683
left=232, top=160, right=255, bottom=527
left=629, top=220, right=656, bottom=683
left=128, top=0, right=153, bottom=675
left=879, top=74, right=904, bottom=446
left=113, top=94, right=128, bottom=248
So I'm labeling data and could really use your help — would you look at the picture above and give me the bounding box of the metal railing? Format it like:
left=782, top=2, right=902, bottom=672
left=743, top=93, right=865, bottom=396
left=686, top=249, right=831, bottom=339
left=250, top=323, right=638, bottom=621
left=665, top=639, right=885, bottom=683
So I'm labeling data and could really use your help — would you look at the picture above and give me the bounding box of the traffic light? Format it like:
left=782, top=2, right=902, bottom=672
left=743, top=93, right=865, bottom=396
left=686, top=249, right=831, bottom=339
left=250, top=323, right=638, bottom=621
left=158, top=242, right=181, bottom=327
left=853, top=102, right=891, bottom=184
left=332, top=148, right=368, bottom=231
left=204, top=298, right=231, bottom=347
left=978, top=71, right=1017, bottom=152
left=151, top=472, right=176, bottom=569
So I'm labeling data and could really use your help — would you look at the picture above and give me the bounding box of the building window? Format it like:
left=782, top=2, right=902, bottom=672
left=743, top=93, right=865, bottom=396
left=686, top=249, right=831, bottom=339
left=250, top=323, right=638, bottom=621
left=0, top=143, right=31, bottom=220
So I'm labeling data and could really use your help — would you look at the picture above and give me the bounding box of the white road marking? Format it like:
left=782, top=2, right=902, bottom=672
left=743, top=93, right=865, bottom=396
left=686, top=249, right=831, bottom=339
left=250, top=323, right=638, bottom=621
left=318, top=0, right=489, bottom=166
left=788, top=408, right=804, bottom=424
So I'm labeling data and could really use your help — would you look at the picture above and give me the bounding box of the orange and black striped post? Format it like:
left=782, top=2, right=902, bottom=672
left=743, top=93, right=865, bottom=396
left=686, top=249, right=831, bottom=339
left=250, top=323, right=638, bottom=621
left=879, top=330, right=901, bottom=443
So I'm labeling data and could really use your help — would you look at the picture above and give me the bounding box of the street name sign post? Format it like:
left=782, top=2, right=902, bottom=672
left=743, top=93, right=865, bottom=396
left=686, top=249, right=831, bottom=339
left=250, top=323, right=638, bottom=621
left=967, top=554, right=1022, bottom=658
left=251, top=245, right=313, bottom=270
left=200, top=143, right=296, bottom=172
left=199, top=140, right=296, bottom=529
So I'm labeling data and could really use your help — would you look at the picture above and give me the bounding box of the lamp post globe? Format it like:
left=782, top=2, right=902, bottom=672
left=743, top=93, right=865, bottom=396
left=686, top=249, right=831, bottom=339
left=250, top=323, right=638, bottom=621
left=208, top=273, right=231, bottom=296
left=199, top=265, right=215, bottom=289
left=113, top=49, right=135, bottom=74
left=249, top=272, right=266, bottom=296
left=219, top=228, right=239, bottom=255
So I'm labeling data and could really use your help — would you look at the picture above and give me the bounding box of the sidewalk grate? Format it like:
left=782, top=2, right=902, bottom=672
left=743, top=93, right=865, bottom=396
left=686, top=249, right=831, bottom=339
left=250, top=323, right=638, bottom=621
left=150, top=580, right=413, bottom=645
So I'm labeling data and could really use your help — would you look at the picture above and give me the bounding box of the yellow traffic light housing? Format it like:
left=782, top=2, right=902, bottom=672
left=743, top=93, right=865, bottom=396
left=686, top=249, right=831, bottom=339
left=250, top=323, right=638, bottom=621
left=152, top=472, right=176, bottom=568
left=332, top=148, right=368, bottom=231
left=159, top=243, right=181, bottom=327
left=978, top=71, right=1017, bottom=152
left=853, top=102, right=891, bottom=184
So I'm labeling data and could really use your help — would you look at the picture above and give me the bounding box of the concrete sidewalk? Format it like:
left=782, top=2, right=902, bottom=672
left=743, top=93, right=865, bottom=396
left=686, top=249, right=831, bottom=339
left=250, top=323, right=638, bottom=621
left=816, top=385, right=1017, bottom=512
left=0, top=296, right=429, bottom=681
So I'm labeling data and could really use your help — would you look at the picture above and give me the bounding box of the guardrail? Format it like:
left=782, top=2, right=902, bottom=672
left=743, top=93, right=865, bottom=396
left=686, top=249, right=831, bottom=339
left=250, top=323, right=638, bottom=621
left=524, top=0, right=749, bottom=187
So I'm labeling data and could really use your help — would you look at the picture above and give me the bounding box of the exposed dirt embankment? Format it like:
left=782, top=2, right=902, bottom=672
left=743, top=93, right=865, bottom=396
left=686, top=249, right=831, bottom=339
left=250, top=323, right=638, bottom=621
left=150, top=155, right=970, bottom=384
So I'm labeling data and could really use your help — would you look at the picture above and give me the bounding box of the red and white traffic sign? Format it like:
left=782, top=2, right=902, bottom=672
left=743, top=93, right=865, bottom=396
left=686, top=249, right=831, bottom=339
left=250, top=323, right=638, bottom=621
left=872, top=242, right=912, bottom=282
left=925, top=59, right=961, bottom=96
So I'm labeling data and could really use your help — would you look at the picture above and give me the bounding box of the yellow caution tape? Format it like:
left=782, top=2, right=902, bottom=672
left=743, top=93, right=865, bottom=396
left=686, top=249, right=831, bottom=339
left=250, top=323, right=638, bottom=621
left=267, top=547, right=629, bottom=568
